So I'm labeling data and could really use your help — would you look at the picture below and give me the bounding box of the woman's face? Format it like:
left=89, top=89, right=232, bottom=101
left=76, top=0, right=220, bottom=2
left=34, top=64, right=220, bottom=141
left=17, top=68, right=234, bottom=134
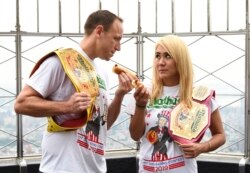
left=154, top=45, right=179, bottom=86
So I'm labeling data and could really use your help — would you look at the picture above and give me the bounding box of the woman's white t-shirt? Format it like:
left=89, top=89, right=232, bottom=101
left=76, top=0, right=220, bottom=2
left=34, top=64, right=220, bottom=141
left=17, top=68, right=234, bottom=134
left=126, top=84, right=218, bottom=173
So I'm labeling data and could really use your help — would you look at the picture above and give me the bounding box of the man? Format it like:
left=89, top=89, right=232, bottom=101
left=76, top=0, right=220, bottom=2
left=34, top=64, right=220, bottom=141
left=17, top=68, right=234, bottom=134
left=15, top=10, right=133, bottom=173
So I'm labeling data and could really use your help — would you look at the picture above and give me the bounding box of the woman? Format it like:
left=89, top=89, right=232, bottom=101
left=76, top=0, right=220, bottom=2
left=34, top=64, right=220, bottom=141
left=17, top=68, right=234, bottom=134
left=126, top=35, right=226, bottom=173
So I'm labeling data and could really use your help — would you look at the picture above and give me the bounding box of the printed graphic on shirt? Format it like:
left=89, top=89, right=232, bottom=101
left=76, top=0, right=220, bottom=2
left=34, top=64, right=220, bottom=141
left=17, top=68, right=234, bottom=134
left=96, top=75, right=106, bottom=90
left=143, top=96, right=185, bottom=171
left=143, top=156, right=185, bottom=172
left=146, top=110, right=172, bottom=161
left=77, top=74, right=108, bottom=156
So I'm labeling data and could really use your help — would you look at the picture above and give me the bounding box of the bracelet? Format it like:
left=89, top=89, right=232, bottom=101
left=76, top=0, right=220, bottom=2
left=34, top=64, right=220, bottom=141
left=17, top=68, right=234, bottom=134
left=136, top=103, right=146, bottom=108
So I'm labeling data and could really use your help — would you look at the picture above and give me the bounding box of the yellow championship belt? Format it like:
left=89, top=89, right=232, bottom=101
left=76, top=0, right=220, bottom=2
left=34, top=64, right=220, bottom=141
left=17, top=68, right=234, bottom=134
left=169, top=86, right=214, bottom=144
left=30, top=48, right=99, bottom=132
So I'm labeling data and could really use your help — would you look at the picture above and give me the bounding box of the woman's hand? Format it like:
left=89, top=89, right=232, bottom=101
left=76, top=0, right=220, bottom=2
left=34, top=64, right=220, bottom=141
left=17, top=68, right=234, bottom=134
left=134, top=85, right=150, bottom=107
left=180, top=142, right=209, bottom=158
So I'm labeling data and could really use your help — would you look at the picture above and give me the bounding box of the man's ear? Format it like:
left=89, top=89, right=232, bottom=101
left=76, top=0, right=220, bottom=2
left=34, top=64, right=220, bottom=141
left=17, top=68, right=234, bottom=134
left=95, top=25, right=104, bottom=37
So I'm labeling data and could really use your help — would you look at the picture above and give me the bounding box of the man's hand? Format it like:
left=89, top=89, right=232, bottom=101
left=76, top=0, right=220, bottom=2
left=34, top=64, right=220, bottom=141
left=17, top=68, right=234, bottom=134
left=116, top=72, right=134, bottom=96
left=66, top=92, right=92, bottom=114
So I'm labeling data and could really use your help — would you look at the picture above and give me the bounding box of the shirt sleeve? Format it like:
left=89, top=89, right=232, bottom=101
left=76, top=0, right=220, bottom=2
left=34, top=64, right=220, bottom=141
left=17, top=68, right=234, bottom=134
left=26, top=55, right=65, bottom=98
left=211, top=97, right=219, bottom=113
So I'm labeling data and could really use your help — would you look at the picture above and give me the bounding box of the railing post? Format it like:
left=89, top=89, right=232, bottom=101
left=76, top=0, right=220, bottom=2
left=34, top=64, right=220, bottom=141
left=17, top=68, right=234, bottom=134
left=239, top=157, right=249, bottom=173
left=18, top=159, right=27, bottom=173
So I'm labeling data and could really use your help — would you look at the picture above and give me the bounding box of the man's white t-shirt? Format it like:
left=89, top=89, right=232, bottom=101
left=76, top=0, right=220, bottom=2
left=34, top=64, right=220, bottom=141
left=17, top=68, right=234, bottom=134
left=126, top=84, right=218, bottom=173
left=26, top=46, right=110, bottom=173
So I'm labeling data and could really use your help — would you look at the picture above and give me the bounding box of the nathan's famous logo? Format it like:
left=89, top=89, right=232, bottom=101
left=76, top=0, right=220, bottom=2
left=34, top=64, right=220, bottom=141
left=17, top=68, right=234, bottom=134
left=148, top=96, right=179, bottom=109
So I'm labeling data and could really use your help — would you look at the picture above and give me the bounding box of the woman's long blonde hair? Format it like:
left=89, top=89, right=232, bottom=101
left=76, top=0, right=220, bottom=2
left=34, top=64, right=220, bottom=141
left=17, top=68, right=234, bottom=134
left=151, top=35, right=194, bottom=108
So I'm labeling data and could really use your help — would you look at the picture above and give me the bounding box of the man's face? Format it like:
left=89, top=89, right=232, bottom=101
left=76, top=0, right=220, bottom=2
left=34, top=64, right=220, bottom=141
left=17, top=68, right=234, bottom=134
left=98, top=19, right=123, bottom=61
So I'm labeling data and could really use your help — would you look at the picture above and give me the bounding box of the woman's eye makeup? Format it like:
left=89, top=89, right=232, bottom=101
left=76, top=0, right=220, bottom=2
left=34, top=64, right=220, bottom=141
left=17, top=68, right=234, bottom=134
left=164, top=52, right=172, bottom=59
left=155, top=52, right=172, bottom=59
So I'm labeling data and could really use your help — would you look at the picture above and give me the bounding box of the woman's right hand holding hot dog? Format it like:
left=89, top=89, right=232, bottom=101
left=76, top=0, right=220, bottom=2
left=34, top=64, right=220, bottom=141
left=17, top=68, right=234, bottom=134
left=134, top=85, right=150, bottom=108
left=129, top=83, right=150, bottom=141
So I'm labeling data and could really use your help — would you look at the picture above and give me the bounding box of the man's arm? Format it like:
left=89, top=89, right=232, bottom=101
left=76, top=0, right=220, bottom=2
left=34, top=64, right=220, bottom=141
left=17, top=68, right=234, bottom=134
left=14, top=85, right=91, bottom=117
left=107, top=90, right=125, bottom=129
left=107, top=73, right=133, bottom=129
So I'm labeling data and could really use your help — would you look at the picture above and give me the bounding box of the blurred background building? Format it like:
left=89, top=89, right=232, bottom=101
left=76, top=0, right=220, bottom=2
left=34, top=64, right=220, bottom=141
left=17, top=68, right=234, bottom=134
left=0, top=0, right=249, bottom=172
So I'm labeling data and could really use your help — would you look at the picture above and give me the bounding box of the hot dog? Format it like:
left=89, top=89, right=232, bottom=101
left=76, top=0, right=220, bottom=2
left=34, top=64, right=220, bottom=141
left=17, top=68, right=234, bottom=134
left=112, top=64, right=143, bottom=88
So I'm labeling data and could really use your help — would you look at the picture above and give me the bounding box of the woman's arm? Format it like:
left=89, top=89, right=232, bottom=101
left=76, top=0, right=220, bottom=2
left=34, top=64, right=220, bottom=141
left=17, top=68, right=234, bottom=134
left=129, top=106, right=146, bottom=141
left=205, top=108, right=226, bottom=151
left=129, top=86, right=150, bottom=141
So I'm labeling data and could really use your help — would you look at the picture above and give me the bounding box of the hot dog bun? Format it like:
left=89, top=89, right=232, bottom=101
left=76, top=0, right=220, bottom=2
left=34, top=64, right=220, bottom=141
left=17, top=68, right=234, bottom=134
left=112, top=64, right=143, bottom=88
left=112, top=64, right=138, bottom=80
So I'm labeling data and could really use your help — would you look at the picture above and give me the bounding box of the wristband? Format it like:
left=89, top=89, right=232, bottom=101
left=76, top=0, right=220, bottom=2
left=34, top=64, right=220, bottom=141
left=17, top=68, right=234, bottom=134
left=136, top=103, right=146, bottom=108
